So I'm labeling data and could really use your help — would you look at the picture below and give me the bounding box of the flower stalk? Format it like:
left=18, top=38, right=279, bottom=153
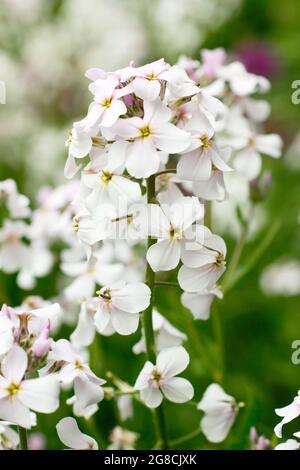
left=142, top=175, right=169, bottom=450
left=18, top=426, right=28, bottom=450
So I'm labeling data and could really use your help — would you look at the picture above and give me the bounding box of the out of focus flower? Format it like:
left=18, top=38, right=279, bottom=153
left=133, top=309, right=187, bottom=354
left=260, top=260, right=300, bottom=297
left=198, top=383, right=239, bottom=443
left=56, top=417, right=98, bottom=450
left=236, top=41, right=280, bottom=78
left=249, top=426, right=271, bottom=450
left=28, top=432, right=46, bottom=450
left=134, top=346, right=194, bottom=408
left=0, top=422, right=19, bottom=450
left=108, top=426, right=138, bottom=450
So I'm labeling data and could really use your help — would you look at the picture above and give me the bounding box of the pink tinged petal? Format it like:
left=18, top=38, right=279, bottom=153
left=111, top=309, right=140, bottom=335
left=112, top=283, right=151, bottom=313
left=74, top=376, right=104, bottom=408
left=255, top=134, right=282, bottom=158
left=234, top=148, right=262, bottom=180
left=100, top=99, right=127, bottom=127
left=20, top=375, right=60, bottom=413
left=85, top=68, right=106, bottom=81
left=177, top=151, right=212, bottom=181
left=109, top=117, right=142, bottom=140
left=161, top=377, right=194, bottom=403
left=84, top=103, right=105, bottom=128
left=146, top=239, right=181, bottom=272
left=1, top=345, right=27, bottom=382
left=140, top=387, right=163, bottom=408
left=144, top=98, right=172, bottom=124
left=56, top=417, right=98, bottom=450
left=89, top=76, right=119, bottom=98
left=0, top=397, right=32, bottom=429
left=156, top=346, right=190, bottom=378
left=134, top=361, right=155, bottom=390
left=126, top=138, right=160, bottom=178
left=153, top=123, right=190, bottom=154
left=133, top=77, right=161, bottom=101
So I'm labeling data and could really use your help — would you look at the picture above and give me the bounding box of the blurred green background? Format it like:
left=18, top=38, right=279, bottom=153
left=1, top=0, right=300, bottom=450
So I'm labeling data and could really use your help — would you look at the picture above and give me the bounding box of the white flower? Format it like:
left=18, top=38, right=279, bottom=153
left=84, top=76, right=131, bottom=129
left=134, top=346, right=194, bottom=408
left=122, top=58, right=170, bottom=101
left=94, top=281, right=151, bottom=336
left=274, top=391, right=300, bottom=438
left=274, top=439, right=300, bottom=450
left=177, top=109, right=232, bottom=181
left=181, top=287, right=223, bottom=320
left=197, top=383, right=238, bottom=443
left=145, top=197, right=204, bottom=272
left=0, top=307, right=14, bottom=355
left=0, top=345, right=60, bottom=428
left=133, top=309, right=186, bottom=354
left=0, top=220, right=29, bottom=273
left=81, top=141, right=141, bottom=212
left=178, top=227, right=227, bottom=292
left=0, top=422, right=19, bottom=450
left=0, top=179, right=30, bottom=219
left=56, top=417, right=98, bottom=450
left=217, top=61, right=270, bottom=96
left=108, top=426, right=138, bottom=450
left=48, top=339, right=105, bottom=410
left=106, top=99, right=190, bottom=178
left=64, top=125, right=93, bottom=179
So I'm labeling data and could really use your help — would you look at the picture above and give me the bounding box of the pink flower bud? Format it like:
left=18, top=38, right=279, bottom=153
left=31, top=321, right=51, bottom=357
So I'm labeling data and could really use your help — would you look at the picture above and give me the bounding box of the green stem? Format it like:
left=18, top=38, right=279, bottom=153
left=142, top=176, right=169, bottom=450
left=153, top=169, right=177, bottom=178
left=223, top=219, right=280, bottom=294
left=211, top=300, right=224, bottom=383
left=154, top=281, right=181, bottom=288
left=222, top=219, right=249, bottom=292
left=170, top=427, right=202, bottom=447
left=18, top=426, right=28, bottom=450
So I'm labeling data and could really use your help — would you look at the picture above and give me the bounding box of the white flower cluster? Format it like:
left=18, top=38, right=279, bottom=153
left=0, top=48, right=282, bottom=449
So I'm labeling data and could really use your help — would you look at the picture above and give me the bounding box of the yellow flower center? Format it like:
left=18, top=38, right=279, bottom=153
left=100, top=171, right=112, bottom=184
left=200, top=134, right=210, bottom=149
left=215, top=253, right=226, bottom=267
left=140, top=126, right=151, bottom=138
left=6, top=382, right=21, bottom=397
left=146, top=72, right=157, bottom=80
left=102, top=97, right=112, bottom=108
left=169, top=226, right=182, bottom=240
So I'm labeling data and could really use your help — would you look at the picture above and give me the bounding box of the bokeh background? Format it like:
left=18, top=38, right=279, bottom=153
left=1, top=0, right=300, bottom=450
